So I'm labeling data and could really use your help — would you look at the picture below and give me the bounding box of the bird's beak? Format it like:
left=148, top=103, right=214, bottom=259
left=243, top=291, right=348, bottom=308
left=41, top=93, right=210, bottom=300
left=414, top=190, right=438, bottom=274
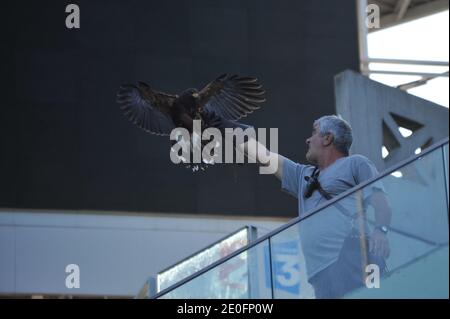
left=192, top=92, right=199, bottom=98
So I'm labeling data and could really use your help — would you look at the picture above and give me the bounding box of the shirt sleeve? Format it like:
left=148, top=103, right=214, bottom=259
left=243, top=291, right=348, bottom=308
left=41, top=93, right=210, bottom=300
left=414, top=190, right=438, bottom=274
left=352, top=156, right=386, bottom=204
left=281, top=158, right=305, bottom=199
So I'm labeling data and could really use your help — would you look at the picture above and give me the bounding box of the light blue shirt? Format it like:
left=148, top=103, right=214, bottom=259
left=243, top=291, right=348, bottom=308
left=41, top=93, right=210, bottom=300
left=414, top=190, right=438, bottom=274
left=281, top=154, right=383, bottom=279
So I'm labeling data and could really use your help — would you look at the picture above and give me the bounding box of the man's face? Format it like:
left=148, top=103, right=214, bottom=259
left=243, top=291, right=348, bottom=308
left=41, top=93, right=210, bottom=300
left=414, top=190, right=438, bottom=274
left=305, top=123, right=326, bottom=164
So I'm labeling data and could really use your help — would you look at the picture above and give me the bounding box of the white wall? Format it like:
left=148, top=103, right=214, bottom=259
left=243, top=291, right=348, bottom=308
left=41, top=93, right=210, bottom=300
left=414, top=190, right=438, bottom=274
left=0, top=209, right=288, bottom=297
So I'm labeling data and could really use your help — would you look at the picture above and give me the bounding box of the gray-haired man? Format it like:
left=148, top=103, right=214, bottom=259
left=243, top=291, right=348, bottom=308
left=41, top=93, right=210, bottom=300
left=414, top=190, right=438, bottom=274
left=234, top=115, right=392, bottom=298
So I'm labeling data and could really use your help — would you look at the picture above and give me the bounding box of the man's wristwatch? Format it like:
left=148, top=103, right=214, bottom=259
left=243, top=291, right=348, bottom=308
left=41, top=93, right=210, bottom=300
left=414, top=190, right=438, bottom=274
left=375, top=225, right=389, bottom=234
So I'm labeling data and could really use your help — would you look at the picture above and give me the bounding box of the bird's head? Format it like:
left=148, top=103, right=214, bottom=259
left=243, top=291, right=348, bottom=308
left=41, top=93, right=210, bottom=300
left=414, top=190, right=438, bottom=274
left=178, top=88, right=200, bottom=114
left=182, top=88, right=199, bottom=99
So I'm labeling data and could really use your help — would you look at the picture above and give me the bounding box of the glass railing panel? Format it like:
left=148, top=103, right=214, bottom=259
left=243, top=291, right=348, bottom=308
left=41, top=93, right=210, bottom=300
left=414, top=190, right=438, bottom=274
left=157, top=227, right=255, bottom=293
left=269, top=224, right=315, bottom=298
left=444, top=143, right=449, bottom=210
left=344, top=149, right=449, bottom=298
left=373, top=147, right=448, bottom=271
left=158, top=239, right=272, bottom=299
left=270, top=144, right=448, bottom=299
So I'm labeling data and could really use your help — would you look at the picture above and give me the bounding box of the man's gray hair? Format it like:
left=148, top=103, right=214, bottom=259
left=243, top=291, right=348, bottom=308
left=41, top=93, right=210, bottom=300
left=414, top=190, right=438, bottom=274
left=314, top=115, right=353, bottom=155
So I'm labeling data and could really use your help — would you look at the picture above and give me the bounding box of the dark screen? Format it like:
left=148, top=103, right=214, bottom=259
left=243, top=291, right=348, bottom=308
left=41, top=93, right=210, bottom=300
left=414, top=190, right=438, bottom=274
left=0, top=0, right=359, bottom=217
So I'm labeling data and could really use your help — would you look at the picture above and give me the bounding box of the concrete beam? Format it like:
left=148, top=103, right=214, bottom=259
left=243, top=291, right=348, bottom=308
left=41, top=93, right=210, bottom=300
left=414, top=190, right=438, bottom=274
left=370, top=0, right=449, bottom=33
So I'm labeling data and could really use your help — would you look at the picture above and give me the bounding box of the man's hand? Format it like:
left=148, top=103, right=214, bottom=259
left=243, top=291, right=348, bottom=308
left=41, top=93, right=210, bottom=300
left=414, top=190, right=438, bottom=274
left=369, top=228, right=390, bottom=259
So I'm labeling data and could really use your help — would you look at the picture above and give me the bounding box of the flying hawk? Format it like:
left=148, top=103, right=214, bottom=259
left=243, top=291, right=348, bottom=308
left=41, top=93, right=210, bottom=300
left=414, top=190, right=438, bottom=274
left=116, top=74, right=266, bottom=170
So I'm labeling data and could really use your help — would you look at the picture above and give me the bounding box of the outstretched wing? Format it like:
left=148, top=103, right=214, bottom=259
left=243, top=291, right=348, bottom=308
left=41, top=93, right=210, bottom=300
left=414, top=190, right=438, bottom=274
left=197, top=74, right=266, bottom=120
left=116, top=82, right=177, bottom=136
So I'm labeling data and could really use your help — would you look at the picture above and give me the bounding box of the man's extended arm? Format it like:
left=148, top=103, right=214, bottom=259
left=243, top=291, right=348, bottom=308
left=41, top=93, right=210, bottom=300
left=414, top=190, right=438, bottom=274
left=237, top=137, right=286, bottom=180
left=214, top=116, right=288, bottom=179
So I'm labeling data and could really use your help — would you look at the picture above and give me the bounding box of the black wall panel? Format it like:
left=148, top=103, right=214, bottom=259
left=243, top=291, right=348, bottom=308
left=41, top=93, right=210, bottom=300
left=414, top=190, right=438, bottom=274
left=1, top=0, right=359, bottom=217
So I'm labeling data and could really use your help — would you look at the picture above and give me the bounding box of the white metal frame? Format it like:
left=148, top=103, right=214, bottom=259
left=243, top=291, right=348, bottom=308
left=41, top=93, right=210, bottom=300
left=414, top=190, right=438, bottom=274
left=357, top=0, right=449, bottom=83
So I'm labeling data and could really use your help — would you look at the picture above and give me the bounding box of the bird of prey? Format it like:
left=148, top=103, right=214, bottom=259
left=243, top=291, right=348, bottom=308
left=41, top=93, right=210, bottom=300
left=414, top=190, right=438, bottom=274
left=116, top=74, right=266, bottom=170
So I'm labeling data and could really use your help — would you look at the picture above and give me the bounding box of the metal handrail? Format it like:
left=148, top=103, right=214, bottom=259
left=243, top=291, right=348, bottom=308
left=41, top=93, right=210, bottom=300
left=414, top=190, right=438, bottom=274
left=152, top=137, right=449, bottom=299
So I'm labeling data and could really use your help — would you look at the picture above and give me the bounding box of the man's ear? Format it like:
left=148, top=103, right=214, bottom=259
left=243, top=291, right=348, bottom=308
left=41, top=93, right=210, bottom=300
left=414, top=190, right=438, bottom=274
left=322, top=133, right=334, bottom=147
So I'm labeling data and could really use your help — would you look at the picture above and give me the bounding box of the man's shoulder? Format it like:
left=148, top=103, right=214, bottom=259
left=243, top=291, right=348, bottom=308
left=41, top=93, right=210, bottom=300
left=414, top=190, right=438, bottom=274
left=283, top=159, right=315, bottom=180
left=285, top=158, right=315, bottom=170
left=345, top=154, right=374, bottom=165
left=338, top=154, right=377, bottom=174
left=344, top=154, right=380, bottom=181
